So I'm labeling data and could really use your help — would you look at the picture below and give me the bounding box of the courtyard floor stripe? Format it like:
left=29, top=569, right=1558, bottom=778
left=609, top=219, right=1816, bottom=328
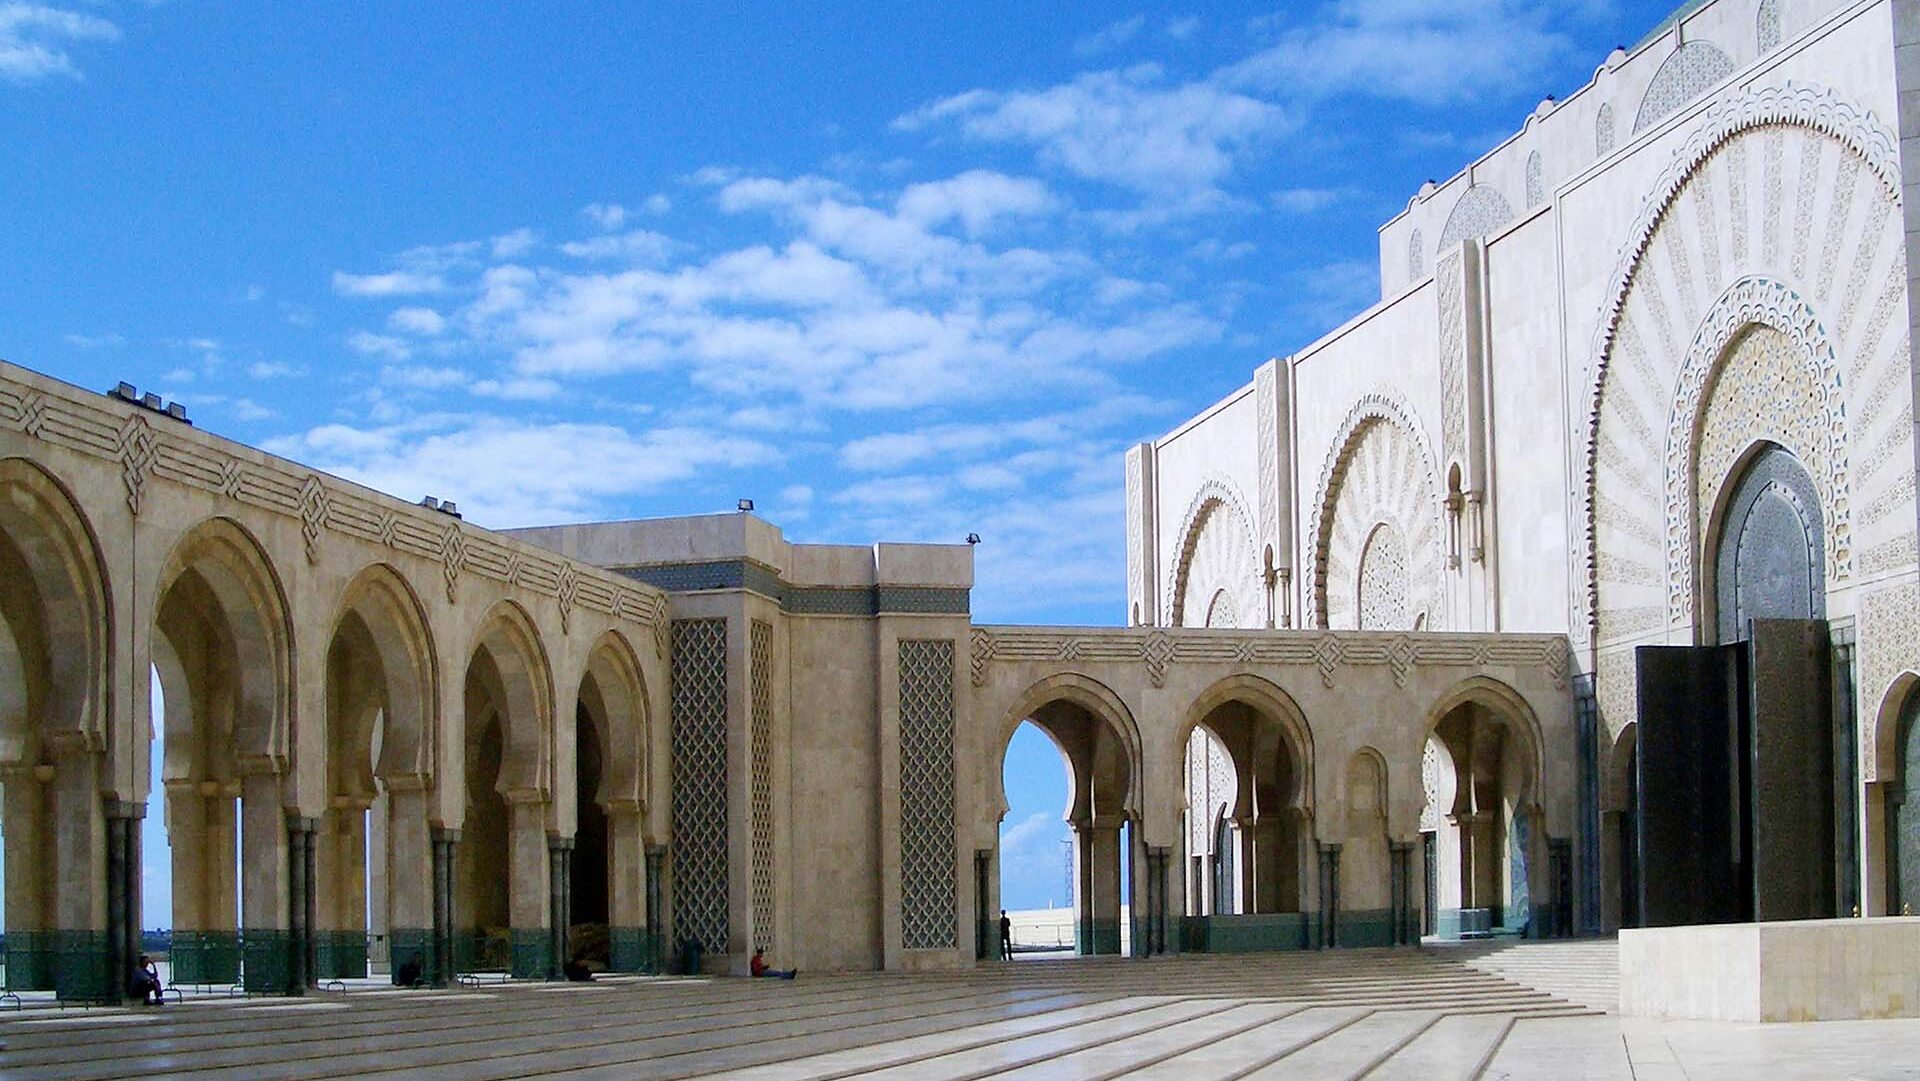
left=981, top=1000, right=1303, bottom=1081
left=1240, top=1009, right=1439, bottom=1080
left=1116, top=1006, right=1372, bottom=1080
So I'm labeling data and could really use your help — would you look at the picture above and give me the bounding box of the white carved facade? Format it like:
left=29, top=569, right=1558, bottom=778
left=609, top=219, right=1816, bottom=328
left=1128, top=0, right=1920, bottom=920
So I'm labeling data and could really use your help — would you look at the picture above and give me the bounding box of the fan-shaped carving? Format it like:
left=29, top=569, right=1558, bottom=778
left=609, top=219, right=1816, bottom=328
left=1310, top=394, right=1444, bottom=630
left=1166, top=479, right=1262, bottom=628
left=1581, top=84, right=1908, bottom=747
left=1357, top=523, right=1412, bottom=630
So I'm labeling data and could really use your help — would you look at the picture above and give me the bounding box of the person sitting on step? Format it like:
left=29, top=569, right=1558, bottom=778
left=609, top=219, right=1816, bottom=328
left=749, top=947, right=796, bottom=979
left=129, top=955, right=164, bottom=1005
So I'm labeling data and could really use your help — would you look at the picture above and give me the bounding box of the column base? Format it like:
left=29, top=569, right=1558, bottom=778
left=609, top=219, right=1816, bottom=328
left=1179, top=913, right=1311, bottom=953
left=242, top=928, right=297, bottom=994
left=51, top=930, right=112, bottom=1001
left=1338, top=909, right=1397, bottom=948
left=170, top=930, right=242, bottom=985
left=511, top=927, right=552, bottom=979
left=609, top=927, right=660, bottom=974
left=387, top=928, right=436, bottom=984
left=1434, top=907, right=1504, bottom=939
left=4, top=930, right=58, bottom=991
left=1078, top=919, right=1123, bottom=955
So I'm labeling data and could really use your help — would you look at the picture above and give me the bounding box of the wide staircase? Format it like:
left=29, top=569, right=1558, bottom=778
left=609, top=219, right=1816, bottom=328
left=0, top=939, right=1629, bottom=1081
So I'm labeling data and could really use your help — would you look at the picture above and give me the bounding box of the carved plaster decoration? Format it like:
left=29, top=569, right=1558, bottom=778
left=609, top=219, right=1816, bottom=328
left=1665, top=279, right=1853, bottom=628
left=1164, top=477, right=1263, bottom=629
left=1597, top=103, right=1617, bottom=157
left=298, top=475, right=330, bottom=564
left=1408, top=229, right=1425, bottom=283
left=1255, top=363, right=1281, bottom=574
left=1757, top=0, right=1781, bottom=52
left=117, top=413, right=157, bottom=514
left=1525, top=151, right=1545, bottom=209
left=1125, top=449, right=1144, bottom=621
left=1634, top=41, right=1736, bottom=135
left=1577, top=82, right=1902, bottom=650
left=1859, top=582, right=1920, bottom=782
left=967, top=626, right=1569, bottom=694
left=1437, top=250, right=1468, bottom=468
left=1437, top=186, right=1514, bottom=251
left=1307, top=392, right=1444, bottom=631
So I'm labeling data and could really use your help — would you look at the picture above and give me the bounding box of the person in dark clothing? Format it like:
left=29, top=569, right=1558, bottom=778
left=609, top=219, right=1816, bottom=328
left=999, top=910, right=1014, bottom=959
left=562, top=957, right=594, bottom=982
left=749, top=948, right=796, bottom=979
left=129, top=955, right=163, bottom=1004
left=393, top=954, right=425, bottom=988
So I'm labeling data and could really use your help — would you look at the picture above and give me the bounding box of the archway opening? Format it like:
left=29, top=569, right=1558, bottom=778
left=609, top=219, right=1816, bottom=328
left=1183, top=699, right=1306, bottom=933
left=1422, top=700, right=1539, bottom=938
left=570, top=701, right=611, bottom=954
left=997, top=699, right=1133, bottom=958
left=318, top=610, right=392, bottom=981
left=1889, top=688, right=1920, bottom=915
left=1706, top=441, right=1826, bottom=645
left=457, top=652, right=511, bottom=974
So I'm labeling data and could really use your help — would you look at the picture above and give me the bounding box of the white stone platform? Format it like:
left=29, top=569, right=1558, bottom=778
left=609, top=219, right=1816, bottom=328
left=1621, top=917, right=1920, bottom=1022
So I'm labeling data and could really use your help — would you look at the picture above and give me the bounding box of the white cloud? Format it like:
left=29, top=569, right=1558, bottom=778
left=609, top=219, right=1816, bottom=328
left=381, top=365, right=467, bottom=389
left=269, top=416, right=779, bottom=527
left=895, top=171, right=1056, bottom=236
left=332, top=270, right=446, bottom=297
left=490, top=228, right=538, bottom=259
left=1165, top=15, right=1201, bottom=40
left=582, top=202, right=628, bottom=230
left=62, top=331, right=122, bottom=348
left=347, top=330, right=411, bottom=360
left=0, top=4, right=119, bottom=83
left=559, top=228, right=677, bottom=263
left=1223, top=0, right=1577, bottom=106
left=247, top=360, right=305, bottom=380
left=642, top=193, right=672, bottom=215
left=1271, top=186, right=1343, bottom=213
left=389, top=307, right=446, bottom=336
left=895, top=65, right=1288, bottom=204
left=1074, top=14, right=1144, bottom=56
left=470, top=376, right=560, bottom=400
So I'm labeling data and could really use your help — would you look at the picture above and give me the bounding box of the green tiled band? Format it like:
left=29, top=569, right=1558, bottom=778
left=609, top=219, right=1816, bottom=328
left=170, top=929, right=242, bottom=985
left=3, top=930, right=57, bottom=991
left=387, top=928, right=436, bottom=984
left=242, top=928, right=295, bottom=994
left=609, top=927, right=660, bottom=973
left=52, top=929, right=112, bottom=1001
left=1181, top=913, right=1310, bottom=953
left=1337, top=909, right=1396, bottom=948
left=313, top=931, right=369, bottom=980
left=511, top=927, right=553, bottom=979
left=1078, top=919, right=1123, bottom=955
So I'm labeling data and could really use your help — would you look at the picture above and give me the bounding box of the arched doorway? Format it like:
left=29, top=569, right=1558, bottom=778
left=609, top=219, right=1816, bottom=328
left=571, top=634, right=649, bottom=971
left=1179, top=676, right=1313, bottom=951
left=1707, top=442, right=1826, bottom=644
left=1422, top=682, right=1542, bottom=938
left=994, top=678, right=1139, bottom=958
left=1889, top=689, right=1920, bottom=914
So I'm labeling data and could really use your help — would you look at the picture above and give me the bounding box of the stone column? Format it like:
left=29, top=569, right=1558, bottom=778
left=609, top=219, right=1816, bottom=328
left=314, top=801, right=370, bottom=979
left=285, top=814, right=317, bottom=993
left=548, top=832, right=572, bottom=979
left=49, top=740, right=108, bottom=1000
left=430, top=826, right=458, bottom=986
left=1073, top=822, right=1123, bottom=955
left=105, top=800, right=143, bottom=1004
left=382, top=784, right=434, bottom=982
left=1, top=764, right=54, bottom=989
left=605, top=803, right=647, bottom=971
left=645, top=845, right=666, bottom=974
left=369, top=789, right=389, bottom=961
left=507, top=796, right=551, bottom=978
left=239, top=770, right=291, bottom=994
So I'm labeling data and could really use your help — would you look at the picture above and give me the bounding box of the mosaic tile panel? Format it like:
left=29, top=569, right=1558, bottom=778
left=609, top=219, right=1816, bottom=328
left=899, top=639, right=958, bottom=949
left=749, top=619, right=775, bottom=954
left=671, top=619, right=729, bottom=954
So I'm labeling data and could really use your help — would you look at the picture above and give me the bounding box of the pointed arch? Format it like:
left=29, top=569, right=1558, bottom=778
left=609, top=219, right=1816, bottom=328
left=1178, top=673, right=1315, bottom=814
left=0, top=457, right=110, bottom=765
left=1633, top=41, right=1735, bottom=135
left=154, top=516, right=295, bottom=763
left=1422, top=675, right=1546, bottom=811
left=993, top=672, right=1142, bottom=824
left=466, top=600, right=554, bottom=798
left=577, top=629, right=650, bottom=809
left=327, top=563, right=438, bottom=786
left=1163, top=477, right=1261, bottom=628
left=1437, top=184, right=1514, bottom=250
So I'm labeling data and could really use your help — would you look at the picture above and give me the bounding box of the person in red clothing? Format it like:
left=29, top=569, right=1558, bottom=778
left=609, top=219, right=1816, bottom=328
left=749, top=947, right=796, bottom=979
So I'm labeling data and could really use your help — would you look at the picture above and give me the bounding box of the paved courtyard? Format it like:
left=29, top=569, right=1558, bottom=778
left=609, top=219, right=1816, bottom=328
left=3, top=941, right=1917, bottom=1080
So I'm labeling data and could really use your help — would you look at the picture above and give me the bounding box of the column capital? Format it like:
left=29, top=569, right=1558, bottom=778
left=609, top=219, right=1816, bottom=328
left=105, top=799, right=146, bottom=820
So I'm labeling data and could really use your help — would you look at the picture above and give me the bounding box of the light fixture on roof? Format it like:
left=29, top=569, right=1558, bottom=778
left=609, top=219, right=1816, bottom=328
left=737, top=498, right=754, bottom=513
left=966, top=533, right=981, bottom=545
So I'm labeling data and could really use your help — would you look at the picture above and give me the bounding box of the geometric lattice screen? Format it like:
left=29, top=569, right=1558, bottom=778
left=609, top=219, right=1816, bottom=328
left=749, top=619, right=776, bottom=954
left=899, top=639, right=958, bottom=949
left=671, top=619, right=729, bottom=954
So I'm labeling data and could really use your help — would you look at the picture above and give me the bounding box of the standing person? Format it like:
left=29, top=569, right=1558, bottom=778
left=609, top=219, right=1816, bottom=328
left=999, top=910, right=1014, bottom=959
left=749, top=947, right=796, bottom=979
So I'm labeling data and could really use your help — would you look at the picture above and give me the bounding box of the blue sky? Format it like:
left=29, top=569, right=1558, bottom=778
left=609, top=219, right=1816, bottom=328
left=2, top=0, right=1679, bottom=920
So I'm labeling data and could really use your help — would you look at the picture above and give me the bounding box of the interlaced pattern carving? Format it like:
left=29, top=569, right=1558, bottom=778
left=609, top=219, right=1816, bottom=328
left=671, top=620, right=730, bottom=954
left=899, top=640, right=958, bottom=950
